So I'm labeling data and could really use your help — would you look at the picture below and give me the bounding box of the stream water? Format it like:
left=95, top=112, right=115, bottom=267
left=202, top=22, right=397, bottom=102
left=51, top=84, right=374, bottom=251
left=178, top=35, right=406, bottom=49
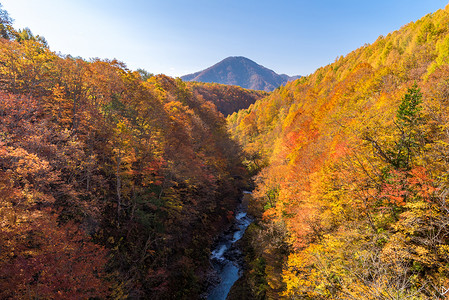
left=207, top=192, right=253, bottom=300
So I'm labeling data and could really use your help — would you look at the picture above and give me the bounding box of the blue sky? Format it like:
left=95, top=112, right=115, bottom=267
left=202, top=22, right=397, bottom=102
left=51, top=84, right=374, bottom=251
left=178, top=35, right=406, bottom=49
left=2, top=0, right=448, bottom=77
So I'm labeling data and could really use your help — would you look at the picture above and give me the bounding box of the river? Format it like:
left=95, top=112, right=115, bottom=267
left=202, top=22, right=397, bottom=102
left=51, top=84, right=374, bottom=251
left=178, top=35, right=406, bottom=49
left=207, top=192, right=253, bottom=300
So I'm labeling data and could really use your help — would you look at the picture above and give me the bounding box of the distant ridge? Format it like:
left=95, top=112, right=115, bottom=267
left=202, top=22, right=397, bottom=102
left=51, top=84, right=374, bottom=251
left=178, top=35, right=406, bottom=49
left=181, top=56, right=301, bottom=92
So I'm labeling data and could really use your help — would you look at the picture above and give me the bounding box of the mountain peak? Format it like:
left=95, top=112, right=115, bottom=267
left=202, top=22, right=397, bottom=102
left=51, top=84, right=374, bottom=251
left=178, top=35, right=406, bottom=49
left=223, top=56, right=249, bottom=60
left=221, top=56, right=254, bottom=62
left=181, top=56, right=300, bottom=92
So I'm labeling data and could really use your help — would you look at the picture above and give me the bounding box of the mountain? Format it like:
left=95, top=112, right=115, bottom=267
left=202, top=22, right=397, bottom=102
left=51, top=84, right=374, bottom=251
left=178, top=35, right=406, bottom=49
left=181, top=56, right=300, bottom=92
left=4, top=1, right=449, bottom=299
left=228, top=5, right=449, bottom=299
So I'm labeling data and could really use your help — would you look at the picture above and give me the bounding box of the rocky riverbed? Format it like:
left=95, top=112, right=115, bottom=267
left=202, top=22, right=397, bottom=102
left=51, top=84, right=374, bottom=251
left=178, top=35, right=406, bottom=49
left=206, top=192, right=253, bottom=300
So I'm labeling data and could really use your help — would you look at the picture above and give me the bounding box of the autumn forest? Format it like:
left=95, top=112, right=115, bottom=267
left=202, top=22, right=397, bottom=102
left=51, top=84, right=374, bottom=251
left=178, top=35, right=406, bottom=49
left=2, top=2, right=449, bottom=300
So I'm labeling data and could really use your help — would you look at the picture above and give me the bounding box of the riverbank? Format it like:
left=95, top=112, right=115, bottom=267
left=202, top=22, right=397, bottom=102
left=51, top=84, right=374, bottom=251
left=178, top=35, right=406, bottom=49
left=226, top=190, right=288, bottom=300
left=226, top=222, right=266, bottom=300
left=206, top=192, right=253, bottom=299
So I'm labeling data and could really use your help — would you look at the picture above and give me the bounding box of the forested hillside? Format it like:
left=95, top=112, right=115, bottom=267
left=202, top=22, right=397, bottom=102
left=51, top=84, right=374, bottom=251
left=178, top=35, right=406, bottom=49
left=0, top=10, right=248, bottom=299
left=229, top=5, right=449, bottom=299
left=187, top=81, right=267, bottom=116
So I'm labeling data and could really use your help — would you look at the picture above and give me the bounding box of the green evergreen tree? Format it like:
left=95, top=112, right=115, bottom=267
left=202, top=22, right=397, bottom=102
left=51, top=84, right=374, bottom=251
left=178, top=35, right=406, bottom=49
left=391, top=83, right=424, bottom=169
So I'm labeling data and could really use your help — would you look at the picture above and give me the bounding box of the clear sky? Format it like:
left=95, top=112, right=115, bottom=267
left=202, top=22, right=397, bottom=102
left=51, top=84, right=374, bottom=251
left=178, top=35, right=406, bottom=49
left=2, top=0, right=448, bottom=77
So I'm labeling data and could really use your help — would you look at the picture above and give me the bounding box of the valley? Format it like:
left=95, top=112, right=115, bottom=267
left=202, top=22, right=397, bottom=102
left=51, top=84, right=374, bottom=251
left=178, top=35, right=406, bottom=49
left=1, top=2, right=449, bottom=299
